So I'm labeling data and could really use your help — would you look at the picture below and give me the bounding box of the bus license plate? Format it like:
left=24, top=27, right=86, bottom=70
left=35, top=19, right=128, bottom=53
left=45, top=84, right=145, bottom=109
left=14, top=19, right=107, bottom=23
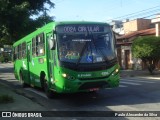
left=89, top=88, right=99, bottom=91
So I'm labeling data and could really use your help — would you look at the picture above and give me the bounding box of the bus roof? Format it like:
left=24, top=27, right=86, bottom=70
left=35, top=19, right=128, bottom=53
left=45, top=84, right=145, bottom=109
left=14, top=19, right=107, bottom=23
left=55, top=21, right=109, bottom=26
left=13, top=21, right=110, bottom=46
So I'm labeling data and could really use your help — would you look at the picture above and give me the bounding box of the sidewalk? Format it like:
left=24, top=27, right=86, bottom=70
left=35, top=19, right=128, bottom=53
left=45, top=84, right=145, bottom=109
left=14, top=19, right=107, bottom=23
left=120, top=69, right=160, bottom=78
left=0, top=82, right=47, bottom=111
left=0, top=62, right=47, bottom=111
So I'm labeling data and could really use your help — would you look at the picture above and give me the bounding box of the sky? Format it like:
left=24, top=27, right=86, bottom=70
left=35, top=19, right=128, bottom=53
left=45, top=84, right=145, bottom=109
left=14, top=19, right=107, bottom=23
left=49, top=0, right=160, bottom=22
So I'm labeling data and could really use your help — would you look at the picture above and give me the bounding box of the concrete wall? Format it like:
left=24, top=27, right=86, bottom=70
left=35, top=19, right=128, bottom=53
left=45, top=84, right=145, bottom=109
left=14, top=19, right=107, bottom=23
left=137, top=19, right=151, bottom=31
left=118, top=45, right=142, bottom=70
left=124, top=20, right=138, bottom=34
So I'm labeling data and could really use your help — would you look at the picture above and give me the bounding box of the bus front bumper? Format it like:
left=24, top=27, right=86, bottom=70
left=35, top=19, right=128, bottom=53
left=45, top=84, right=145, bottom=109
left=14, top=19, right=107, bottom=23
left=52, top=73, right=120, bottom=93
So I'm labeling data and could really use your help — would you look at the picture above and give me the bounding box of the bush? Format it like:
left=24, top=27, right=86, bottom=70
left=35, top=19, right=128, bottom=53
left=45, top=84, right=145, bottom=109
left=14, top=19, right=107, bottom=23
left=0, top=94, right=14, bottom=104
left=132, top=36, right=160, bottom=74
left=0, top=55, right=5, bottom=62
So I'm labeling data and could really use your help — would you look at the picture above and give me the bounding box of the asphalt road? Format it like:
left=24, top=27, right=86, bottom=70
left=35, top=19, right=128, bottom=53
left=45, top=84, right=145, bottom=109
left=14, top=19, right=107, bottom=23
left=1, top=63, right=160, bottom=120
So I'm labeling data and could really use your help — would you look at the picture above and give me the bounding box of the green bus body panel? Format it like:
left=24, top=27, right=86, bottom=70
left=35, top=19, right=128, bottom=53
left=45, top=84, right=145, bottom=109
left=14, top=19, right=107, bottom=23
left=13, top=21, right=120, bottom=93
left=51, top=63, right=120, bottom=93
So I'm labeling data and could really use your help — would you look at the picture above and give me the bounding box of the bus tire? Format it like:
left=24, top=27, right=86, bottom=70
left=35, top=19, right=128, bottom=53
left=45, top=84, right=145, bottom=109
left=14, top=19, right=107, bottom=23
left=40, top=72, right=45, bottom=90
left=44, top=80, right=53, bottom=98
left=20, top=72, right=27, bottom=88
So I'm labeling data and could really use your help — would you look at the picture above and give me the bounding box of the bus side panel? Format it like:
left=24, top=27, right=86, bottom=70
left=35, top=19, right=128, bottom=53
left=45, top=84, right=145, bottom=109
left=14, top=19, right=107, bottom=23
left=14, top=59, right=22, bottom=80
left=14, top=44, right=30, bottom=85
left=28, top=33, right=49, bottom=88
left=21, top=58, right=30, bottom=84
left=30, top=56, right=48, bottom=87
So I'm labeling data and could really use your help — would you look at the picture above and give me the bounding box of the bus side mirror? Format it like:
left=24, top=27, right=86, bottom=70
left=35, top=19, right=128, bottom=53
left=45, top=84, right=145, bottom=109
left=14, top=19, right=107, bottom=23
left=49, top=37, right=56, bottom=50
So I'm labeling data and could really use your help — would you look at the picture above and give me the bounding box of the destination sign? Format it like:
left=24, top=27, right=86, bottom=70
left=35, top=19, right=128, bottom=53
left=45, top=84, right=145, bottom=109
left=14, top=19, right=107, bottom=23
left=56, top=24, right=108, bottom=33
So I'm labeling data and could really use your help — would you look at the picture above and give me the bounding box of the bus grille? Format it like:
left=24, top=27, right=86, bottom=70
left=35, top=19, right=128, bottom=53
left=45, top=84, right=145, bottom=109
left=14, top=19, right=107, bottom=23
left=78, top=76, right=108, bottom=80
left=79, top=81, right=108, bottom=90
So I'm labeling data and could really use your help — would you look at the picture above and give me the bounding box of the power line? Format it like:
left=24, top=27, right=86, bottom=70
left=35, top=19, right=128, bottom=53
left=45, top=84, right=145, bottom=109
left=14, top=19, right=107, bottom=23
left=125, top=9, right=160, bottom=19
left=143, top=13, right=160, bottom=19
left=107, top=5, right=160, bottom=21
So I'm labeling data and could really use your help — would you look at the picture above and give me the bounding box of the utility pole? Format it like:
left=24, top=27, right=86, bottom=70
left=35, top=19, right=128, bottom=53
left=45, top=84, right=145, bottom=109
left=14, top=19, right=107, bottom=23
left=44, top=8, right=47, bottom=25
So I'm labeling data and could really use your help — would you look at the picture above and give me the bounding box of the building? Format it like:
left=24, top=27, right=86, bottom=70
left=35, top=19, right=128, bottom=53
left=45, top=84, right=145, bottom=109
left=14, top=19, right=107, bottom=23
left=123, top=18, right=153, bottom=34
left=0, top=45, right=12, bottom=62
left=110, top=20, right=124, bottom=35
left=116, top=18, right=155, bottom=70
left=151, top=14, right=160, bottom=36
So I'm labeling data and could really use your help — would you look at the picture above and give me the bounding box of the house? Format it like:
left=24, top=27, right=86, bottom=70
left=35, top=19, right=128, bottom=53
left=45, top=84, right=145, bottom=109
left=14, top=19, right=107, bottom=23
left=110, top=20, right=124, bottom=35
left=116, top=18, right=155, bottom=70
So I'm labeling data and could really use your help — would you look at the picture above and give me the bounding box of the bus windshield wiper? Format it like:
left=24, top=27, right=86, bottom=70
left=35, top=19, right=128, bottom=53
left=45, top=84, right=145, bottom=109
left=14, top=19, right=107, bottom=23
left=76, top=41, right=88, bottom=67
left=90, top=32, right=110, bottom=64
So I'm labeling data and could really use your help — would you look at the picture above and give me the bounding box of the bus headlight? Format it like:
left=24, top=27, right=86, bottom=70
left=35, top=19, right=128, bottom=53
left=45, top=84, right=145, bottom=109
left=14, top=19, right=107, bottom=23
left=112, top=68, right=119, bottom=76
left=115, top=68, right=119, bottom=73
left=62, top=73, right=67, bottom=78
left=62, top=73, right=75, bottom=80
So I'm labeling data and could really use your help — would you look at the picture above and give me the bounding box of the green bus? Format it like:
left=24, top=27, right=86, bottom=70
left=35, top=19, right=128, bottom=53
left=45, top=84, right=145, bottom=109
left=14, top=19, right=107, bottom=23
left=13, top=21, right=120, bottom=98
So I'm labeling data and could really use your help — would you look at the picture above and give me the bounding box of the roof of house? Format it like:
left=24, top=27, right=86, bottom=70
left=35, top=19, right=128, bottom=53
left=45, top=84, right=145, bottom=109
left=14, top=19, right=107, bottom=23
left=117, top=28, right=155, bottom=40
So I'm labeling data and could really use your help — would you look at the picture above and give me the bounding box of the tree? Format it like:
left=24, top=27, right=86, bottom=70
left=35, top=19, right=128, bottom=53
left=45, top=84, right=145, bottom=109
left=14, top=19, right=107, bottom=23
left=132, top=36, right=160, bottom=74
left=0, top=0, right=54, bottom=46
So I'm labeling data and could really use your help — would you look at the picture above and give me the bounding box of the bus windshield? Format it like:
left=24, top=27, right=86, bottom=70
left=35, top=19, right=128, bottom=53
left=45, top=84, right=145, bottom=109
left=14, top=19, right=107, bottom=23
left=56, top=25, right=116, bottom=64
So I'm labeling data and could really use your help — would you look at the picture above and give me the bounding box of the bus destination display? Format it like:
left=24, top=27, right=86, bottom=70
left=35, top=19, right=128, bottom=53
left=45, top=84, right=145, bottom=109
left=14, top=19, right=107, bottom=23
left=56, top=25, right=107, bottom=33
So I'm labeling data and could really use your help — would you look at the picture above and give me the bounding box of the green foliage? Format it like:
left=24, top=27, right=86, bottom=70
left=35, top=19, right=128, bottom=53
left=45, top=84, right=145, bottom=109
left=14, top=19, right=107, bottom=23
left=0, top=55, right=5, bottom=62
left=0, top=94, right=14, bottom=104
left=0, top=54, right=11, bottom=62
left=132, top=36, right=160, bottom=60
left=132, top=36, right=160, bottom=74
left=0, top=0, right=55, bottom=46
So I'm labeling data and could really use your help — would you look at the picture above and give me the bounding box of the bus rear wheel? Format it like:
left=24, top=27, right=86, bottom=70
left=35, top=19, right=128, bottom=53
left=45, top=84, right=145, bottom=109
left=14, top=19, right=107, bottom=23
left=44, top=80, right=53, bottom=98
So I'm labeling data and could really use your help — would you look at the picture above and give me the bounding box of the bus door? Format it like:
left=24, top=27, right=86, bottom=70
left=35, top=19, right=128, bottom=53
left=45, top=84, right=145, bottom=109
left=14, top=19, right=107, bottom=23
left=47, top=33, right=55, bottom=84
left=27, top=41, right=36, bottom=87
left=27, top=42, right=31, bottom=85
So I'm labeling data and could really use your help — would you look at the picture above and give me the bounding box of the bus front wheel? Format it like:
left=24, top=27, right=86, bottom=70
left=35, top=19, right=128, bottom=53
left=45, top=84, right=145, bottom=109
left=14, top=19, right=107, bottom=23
left=20, top=72, right=27, bottom=88
left=44, top=80, right=53, bottom=98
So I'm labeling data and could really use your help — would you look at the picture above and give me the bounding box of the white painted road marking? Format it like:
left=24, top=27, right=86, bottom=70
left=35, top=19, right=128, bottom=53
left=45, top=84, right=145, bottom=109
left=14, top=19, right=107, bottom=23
left=119, top=85, right=128, bottom=87
left=120, top=81, right=141, bottom=85
left=121, top=79, right=155, bottom=84
left=25, top=88, right=48, bottom=99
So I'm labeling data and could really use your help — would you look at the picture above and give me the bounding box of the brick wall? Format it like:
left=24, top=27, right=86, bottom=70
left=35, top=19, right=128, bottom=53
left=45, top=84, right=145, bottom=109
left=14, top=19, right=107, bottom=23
left=124, top=19, right=151, bottom=34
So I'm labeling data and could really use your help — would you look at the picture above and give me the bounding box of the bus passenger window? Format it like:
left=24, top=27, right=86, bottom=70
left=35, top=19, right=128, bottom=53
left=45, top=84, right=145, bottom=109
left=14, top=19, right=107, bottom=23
left=22, top=42, right=26, bottom=59
left=18, top=44, right=22, bottom=59
left=14, top=47, right=18, bottom=60
left=32, top=37, right=37, bottom=57
left=37, top=33, right=45, bottom=56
